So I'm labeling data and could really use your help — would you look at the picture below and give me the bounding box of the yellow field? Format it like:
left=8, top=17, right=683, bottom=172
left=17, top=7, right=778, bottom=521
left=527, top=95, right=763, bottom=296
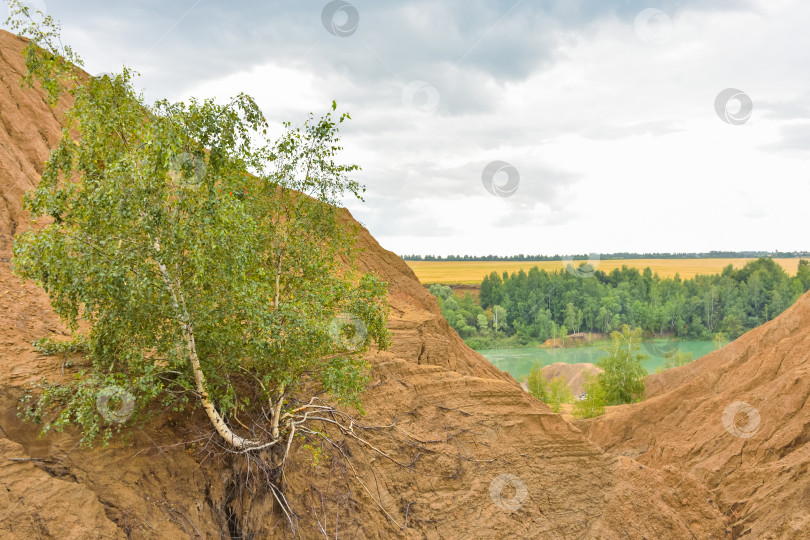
left=406, top=258, right=805, bottom=285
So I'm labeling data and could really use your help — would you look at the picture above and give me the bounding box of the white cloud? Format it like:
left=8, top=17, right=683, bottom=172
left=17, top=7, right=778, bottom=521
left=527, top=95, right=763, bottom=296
left=30, top=0, right=810, bottom=255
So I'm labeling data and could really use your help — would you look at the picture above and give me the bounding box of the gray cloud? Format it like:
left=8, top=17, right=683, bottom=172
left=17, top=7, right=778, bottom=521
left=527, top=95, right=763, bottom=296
left=349, top=194, right=458, bottom=237
left=581, top=120, right=684, bottom=140
left=40, top=0, right=755, bottom=102
left=6, top=0, right=808, bottom=255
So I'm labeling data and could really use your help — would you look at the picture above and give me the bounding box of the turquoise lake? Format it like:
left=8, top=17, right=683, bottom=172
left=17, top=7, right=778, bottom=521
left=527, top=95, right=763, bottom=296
left=478, top=340, right=717, bottom=382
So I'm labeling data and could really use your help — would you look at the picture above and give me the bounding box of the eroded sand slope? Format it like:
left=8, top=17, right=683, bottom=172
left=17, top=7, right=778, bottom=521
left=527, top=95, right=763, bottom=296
left=578, top=290, right=810, bottom=539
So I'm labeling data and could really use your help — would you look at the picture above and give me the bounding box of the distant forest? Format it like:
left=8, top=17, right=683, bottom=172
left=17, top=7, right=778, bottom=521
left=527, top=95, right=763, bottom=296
left=404, top=251, right=810, bottom=261
left=430, top=258, right=810, bottom=348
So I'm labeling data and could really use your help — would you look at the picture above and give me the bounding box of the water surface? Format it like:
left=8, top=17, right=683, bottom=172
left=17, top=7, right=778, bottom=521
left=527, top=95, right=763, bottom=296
left=478, top=340, right=717, bottom=381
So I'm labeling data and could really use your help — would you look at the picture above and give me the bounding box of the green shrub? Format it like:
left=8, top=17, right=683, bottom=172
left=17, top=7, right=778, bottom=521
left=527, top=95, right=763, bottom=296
left=32, top=334, right=89, bottom=356
left=526, top=364, right=549, bottom=402
left=547, top=375, right=573, bottom=413
left=596, top=325, right=647, bottom=405
left=572, top=373, right=607, bottom=419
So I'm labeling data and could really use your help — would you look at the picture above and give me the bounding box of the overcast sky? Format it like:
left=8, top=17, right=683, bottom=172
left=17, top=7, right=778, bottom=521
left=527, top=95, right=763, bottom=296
left=4, top=0, right=810, bottom=256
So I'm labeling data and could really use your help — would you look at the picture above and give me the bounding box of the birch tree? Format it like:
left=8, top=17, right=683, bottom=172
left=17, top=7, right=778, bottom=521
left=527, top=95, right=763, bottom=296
left=9, top=2, right=390, bottom=450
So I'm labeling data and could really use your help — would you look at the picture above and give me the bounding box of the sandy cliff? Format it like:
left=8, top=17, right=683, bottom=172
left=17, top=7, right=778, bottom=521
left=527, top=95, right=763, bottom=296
left=577, top=289, right=810, bottom=539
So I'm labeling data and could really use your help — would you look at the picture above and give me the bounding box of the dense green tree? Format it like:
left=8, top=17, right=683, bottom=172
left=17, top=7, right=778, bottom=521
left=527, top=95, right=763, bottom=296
left=797, top=260, right=810, bottom=292
left=493, top=305, right=507, bottom=333
left=564, top=302, right=583, bottom=333
left=480, top=271, right=503, bottom=308
left=596, top=326, right=647, bottom=405
left=458, top=325, right=476, bottom=338
left=534, top=309, right=554, bottom=341
left=721, top=311, right=745, bottom=338
left=440, top=257, right=809, bottom=346
left=429, top=284, right=453, bottom=300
